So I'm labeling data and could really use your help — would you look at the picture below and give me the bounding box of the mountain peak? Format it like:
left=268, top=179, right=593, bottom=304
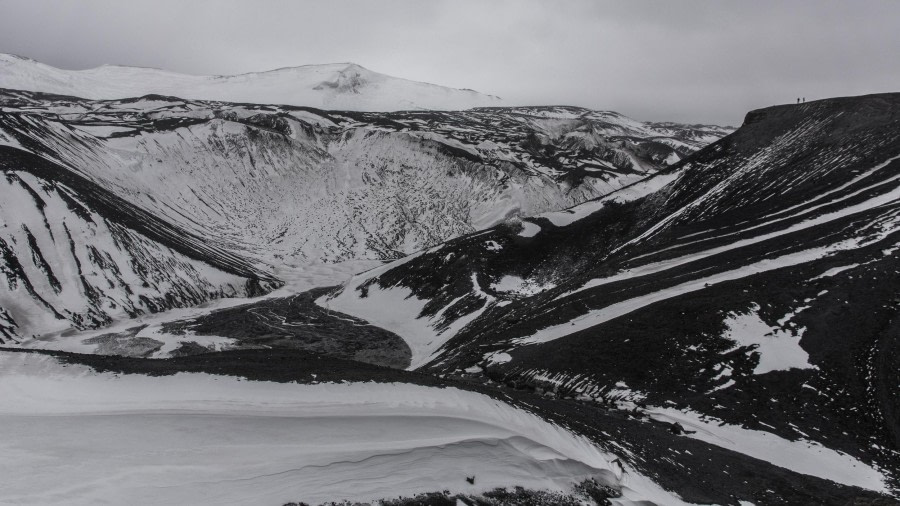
left=339, top=62, right=367, bottom=71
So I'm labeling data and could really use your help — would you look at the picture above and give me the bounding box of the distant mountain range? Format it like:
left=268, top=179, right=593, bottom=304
left=0, top=52, right=502, bottom=111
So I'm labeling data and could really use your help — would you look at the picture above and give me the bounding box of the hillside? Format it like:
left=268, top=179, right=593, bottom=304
left=0, top=145, right=277, bottom=343
left=324, top=93, right=900, bottom=501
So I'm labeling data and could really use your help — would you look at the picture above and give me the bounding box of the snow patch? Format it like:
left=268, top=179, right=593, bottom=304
left=722, top=304, right=814, bottom=375
left=484, top=240, right=502, bottom=252
left=484, top=352, right=513, bottom=365
left=518, top=220, right=541, bottom=237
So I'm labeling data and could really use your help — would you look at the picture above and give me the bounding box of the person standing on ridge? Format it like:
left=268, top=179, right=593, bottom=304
left=797, top=98, right=800, bottom=104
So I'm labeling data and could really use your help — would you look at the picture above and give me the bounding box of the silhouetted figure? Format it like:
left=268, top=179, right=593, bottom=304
left=803, top=97, right=806, bottom=103
left=797, top=98, right=800, bottom=104
left=466, top=476, right=475, bottom=485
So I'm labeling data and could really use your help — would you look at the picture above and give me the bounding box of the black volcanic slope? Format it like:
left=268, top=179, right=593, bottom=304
left=324, top=93, right=900, bottom=500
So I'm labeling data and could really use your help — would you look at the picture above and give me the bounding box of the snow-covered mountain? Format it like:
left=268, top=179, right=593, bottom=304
left=0, top=53, right=502, bottom=111
left=0, top=89, right=729, bottom=339
left=323, top=93, right=900, bottom=500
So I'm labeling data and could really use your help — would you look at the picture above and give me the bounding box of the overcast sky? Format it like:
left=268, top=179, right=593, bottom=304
left=1, top=0, right=897, bottom=125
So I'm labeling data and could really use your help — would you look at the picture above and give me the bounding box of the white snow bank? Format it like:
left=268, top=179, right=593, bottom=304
left=321, top=281, right=441, bottom=368
left=647, top=407, right=889, bottom=493
left=0, top=351, right=693, bottom=506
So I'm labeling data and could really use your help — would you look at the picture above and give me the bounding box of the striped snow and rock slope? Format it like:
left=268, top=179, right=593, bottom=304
left=0, top=146, right=276, bottom=342
left=324, top=93, right=900, bottom=496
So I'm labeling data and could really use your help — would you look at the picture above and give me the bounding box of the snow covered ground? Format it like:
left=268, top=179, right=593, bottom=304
left=0, top=351, right=692, bottom=506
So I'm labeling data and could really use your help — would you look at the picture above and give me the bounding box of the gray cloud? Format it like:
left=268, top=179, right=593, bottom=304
left=0, top=0, right=897, bottom=125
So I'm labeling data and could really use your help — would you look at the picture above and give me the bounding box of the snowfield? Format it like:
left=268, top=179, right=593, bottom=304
left=0, top=351, right=693, bottom=506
